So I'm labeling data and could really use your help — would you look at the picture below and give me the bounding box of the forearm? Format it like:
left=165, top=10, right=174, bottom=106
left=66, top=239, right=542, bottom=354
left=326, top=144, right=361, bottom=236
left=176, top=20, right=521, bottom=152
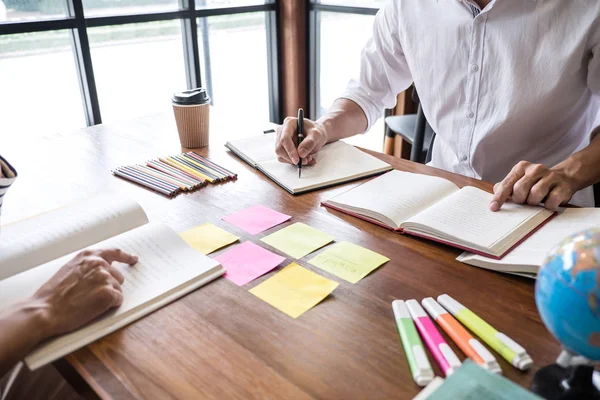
left=553, top=132, right=600, bottom=191
left=0, top=299, right=50, bottom=377
left=317, top=99, right=369, bottom=143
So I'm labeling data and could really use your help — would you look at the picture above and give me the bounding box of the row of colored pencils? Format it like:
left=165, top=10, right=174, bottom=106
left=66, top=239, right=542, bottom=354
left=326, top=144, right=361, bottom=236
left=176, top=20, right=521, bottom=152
left=113, top=152, right=237, bottom=197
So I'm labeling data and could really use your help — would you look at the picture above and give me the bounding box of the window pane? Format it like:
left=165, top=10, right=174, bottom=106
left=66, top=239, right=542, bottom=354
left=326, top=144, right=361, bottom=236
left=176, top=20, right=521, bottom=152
left=82, top=0, right=179, bottom=17
left=0, top=0, right=69, bottom=22
left=196, top=0, right=268, bottom=11
left=314, top=0, right=385, bottom=7
left=318, top=11, right=383, bottom=151
left=198, top=12, right=271, bottom=139
left=88, top=21, right=187, bottom=123
left=0, top=31, right=85, bottom=140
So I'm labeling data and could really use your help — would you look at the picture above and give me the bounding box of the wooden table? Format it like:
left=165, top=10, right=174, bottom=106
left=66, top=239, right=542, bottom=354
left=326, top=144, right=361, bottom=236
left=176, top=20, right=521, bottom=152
left=2, top=113, right=560, bottom=399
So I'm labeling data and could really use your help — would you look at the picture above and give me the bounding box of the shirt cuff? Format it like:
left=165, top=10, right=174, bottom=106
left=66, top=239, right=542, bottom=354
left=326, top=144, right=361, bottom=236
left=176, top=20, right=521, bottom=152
left=0, top=154, right=17, bottom=187
left=339, top=87, right=384, bottom=132
left=591, top=125, right=600, bottom=141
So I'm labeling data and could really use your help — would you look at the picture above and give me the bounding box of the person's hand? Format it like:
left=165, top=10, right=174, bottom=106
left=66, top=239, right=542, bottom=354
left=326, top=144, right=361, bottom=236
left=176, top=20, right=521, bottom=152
left=490, top=161, right=576, bottom=211
left=32, top=248, right=138, bottom=337
left=275, top=117, right=329, bottom=166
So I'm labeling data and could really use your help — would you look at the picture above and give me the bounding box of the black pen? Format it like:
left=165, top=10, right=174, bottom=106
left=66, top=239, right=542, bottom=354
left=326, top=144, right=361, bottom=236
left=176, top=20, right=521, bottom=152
left=297, top=108, right=304, bottom=178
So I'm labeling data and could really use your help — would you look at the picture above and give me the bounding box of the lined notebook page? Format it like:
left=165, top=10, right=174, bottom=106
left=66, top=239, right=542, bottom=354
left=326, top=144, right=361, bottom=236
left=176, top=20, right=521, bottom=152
left=404, top=186, right=549, bottom=249
left=0, top=223, right=223, bottom=369
left=257, top=141, right=392, bottom=193
left=326, top=170, right=459, bottom=228
left=459, top=208, right=600, bottom=268
left=0, top=194, right=149, bottom=280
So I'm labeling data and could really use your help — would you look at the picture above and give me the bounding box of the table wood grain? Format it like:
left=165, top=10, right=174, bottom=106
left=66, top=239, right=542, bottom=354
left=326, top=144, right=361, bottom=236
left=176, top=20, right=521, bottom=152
left=2, top=113, right=560, bottom=399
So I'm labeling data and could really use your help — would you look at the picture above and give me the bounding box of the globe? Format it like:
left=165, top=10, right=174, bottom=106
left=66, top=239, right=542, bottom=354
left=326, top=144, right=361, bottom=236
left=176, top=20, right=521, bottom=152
left=535, top=228, right=600, bottom=361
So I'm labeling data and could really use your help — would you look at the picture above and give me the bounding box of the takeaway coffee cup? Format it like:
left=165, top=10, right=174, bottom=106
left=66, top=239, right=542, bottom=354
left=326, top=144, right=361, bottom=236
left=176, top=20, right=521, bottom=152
left=172, top=88, right=211, bottom=148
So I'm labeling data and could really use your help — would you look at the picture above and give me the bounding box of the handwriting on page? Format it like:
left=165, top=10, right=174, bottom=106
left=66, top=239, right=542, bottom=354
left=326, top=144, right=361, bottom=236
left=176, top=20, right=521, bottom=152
left=329, top=170, right=459, bottom=227
left=409, top=187, right=541, bottom=248
left=309, top=241, right=389, bottom=284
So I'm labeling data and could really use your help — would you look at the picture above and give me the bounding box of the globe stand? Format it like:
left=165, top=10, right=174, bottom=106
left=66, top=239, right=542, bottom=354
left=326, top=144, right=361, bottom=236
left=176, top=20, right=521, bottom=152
left=532, top=350, right=600, bottom=400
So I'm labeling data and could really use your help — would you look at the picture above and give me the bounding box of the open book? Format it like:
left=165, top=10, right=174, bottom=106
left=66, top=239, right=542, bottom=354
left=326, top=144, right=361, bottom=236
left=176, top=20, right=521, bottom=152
left=322, top=170, right=554, bottom=259
left=225, top=134, right=393, bottom=194
left=457, top=208, right=600, bottom=277
left=0, top=194, right=224, bottom=370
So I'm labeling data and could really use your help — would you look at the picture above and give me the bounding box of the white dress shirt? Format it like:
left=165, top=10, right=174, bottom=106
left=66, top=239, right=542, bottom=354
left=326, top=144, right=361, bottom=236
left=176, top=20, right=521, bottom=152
left=342, top=0, right=600, bottom=206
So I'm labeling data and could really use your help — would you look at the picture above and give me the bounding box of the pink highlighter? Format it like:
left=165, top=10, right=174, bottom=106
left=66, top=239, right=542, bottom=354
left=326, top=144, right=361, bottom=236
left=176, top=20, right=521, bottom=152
left=405, top=299, right=462, bottom=376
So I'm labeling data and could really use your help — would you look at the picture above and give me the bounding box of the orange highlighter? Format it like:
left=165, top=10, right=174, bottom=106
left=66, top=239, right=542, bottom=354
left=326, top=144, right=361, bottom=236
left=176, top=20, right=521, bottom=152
left=421, top=297, right=502, bottom=374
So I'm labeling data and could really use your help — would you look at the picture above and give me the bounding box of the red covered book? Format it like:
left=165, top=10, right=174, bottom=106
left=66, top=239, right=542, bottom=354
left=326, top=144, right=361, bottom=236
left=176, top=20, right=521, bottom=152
left=322, top=170, right=554, bottom=259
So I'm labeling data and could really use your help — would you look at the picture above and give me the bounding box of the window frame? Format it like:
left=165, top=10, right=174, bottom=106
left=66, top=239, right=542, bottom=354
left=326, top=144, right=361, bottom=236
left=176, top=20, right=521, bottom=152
left=307, top=1, right=378, bottom=119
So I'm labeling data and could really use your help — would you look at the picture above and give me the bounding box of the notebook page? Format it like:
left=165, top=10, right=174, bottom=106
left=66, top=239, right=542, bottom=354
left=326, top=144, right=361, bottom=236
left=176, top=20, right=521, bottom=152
left=257, top=141, right=391, bottom=193
left=459, top=208, right=600, bottom=269
left=0, top=194, right=149, bottom=280
left=226, top=133, right=276, bottom=166
left=0, top=223, right=223, bottom=369
left=326, top=170, right=459, bottom=228
left=404, top=186, right=550, bottom=249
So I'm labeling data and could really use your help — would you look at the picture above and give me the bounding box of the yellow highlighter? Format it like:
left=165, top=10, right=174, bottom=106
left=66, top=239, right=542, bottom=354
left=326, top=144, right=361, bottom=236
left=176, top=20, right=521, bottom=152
left=437, top=294, right=533, bottom=371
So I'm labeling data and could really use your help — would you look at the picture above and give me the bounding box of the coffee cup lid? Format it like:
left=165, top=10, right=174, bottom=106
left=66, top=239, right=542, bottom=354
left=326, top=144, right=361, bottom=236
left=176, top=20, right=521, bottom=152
left=172, top=88, right=210, bottom=105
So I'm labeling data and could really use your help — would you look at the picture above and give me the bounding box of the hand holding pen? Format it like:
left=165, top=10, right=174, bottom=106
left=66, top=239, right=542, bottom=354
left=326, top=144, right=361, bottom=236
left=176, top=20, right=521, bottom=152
left=274, top=112, right=328, bottom=168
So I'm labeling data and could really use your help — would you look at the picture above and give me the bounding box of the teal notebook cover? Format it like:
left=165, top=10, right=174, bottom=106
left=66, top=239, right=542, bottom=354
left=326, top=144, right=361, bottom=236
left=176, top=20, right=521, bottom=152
left=426, top=361, right=542, bottom=400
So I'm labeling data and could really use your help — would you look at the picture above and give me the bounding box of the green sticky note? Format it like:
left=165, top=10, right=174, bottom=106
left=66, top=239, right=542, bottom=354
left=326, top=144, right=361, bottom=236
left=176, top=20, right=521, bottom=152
left=426, top=360, right=542, bottom=399
left=260, top=222, right=334, bottom=259
left=308, top=241, right=389, bottom=284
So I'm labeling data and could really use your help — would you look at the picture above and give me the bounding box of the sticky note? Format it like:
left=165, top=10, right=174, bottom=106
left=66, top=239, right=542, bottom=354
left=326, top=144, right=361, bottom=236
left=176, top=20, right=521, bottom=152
left=222, top=205, right=291, bottom=235
left=309, top=241, right=389, bottom=284
left=180, top=223, right=239, bottom=255
left=249, top=263, right=339, bottom=318
left=260, top=222, right=334, bottom=259
left=214, top=241, right=286, bottom=286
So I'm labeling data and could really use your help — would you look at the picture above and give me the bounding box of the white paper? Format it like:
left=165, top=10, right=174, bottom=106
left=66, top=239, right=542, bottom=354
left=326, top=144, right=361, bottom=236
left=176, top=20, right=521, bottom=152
left=0, top=223, right=223, bottom=369
left=0, top=194, right=148, bottom=280
left=326, top=170, right=459, bottom=228
left=258, top=141, right=392, bottom=193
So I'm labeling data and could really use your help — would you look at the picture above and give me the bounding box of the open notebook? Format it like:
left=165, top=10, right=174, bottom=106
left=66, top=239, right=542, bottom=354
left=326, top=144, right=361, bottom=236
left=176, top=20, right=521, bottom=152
left=457, top=208, right=600, bottom=277
left=225, top=134, right=392, bottom=194
left=322, top=170, right=554, bottom=259
left=0, top=194, right=224, bottom=370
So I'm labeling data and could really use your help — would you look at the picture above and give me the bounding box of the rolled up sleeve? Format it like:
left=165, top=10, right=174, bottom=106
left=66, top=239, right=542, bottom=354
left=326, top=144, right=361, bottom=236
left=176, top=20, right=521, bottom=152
left=339, top=0, right=413, bottom=131
left=0, top=155, right=17, bottom=226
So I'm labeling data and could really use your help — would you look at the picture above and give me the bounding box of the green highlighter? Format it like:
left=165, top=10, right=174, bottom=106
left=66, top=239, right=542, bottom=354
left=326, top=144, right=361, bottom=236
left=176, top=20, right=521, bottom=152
left=392, top=300, right=435, bottom=387
left=437, top=294, right=533, bottom=370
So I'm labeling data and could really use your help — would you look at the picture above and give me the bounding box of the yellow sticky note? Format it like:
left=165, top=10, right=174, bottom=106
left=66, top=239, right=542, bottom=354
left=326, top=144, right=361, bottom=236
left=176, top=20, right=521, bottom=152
left=260, top=222, right=334, bottom=259
left=309, top=241, right=389, bottom=284
left=249, top=263, right=339, bottom=318
left=180, top=223, right=239, bottom=255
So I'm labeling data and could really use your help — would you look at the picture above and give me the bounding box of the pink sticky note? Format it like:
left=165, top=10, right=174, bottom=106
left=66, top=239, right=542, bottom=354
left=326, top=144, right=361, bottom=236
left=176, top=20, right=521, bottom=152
left=222, top=205, right=291, bottom=235
left=214, top=241, right=286, bottom=286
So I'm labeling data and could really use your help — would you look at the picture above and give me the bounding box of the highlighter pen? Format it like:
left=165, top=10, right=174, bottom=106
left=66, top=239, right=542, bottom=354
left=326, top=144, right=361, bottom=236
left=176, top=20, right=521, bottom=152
left=437, top=294, right=533, bottom=370
left=297, top=108, right=305, bottom=178
left=406, top=300, right=462, bottom=377
left=392, top=300, right=434, bottom=387
left=422, top=297, right=501, bottom=374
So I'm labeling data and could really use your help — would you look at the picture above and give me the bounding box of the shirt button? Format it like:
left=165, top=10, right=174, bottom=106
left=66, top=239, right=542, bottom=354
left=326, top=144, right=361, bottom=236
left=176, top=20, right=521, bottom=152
left=470, top=64, right=479, bottom=72
left=460, top=154, right=468, bottom=162
left=465, top=110, right=474, bottom=118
